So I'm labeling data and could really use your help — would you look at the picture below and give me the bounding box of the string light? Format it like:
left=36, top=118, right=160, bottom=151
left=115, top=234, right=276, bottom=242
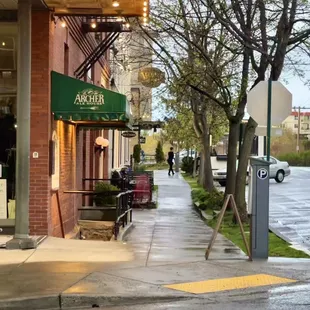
left=143, top=12, right=147, bottom=17
left=143, top=1, right=147, bottom=6
left=91, top=22, right=97, bottom=29
left=143, top=7, right=147, bottom=12
left=61, top=21, right=66, bottom=28
left=116, top=16, right=122, bottom=22
left=2, top=42, right=5, bottom=46
left=125, top=22, right=130, bottom=29
left=112, top=1, right=119, bottom=7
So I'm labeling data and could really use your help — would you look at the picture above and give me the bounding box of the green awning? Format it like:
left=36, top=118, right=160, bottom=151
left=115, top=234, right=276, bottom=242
left=51, top=71, right=131, bottom=127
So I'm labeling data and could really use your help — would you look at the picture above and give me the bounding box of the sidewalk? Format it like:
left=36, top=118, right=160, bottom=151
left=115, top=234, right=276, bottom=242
left=125, top=171, right=245, bottom=266
left=0, top=170, right=310, bottom=309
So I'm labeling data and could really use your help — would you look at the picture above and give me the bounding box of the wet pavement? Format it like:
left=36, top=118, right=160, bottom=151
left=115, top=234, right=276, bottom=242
left=268, top=167, right=310, bottom=252
left=1, top=169, right=310, bottom=309
left=78, top=283, right=310, bottom=310
left=124, top=171, right=245, bottom=266
left=217, top=166, right=310, bottom=254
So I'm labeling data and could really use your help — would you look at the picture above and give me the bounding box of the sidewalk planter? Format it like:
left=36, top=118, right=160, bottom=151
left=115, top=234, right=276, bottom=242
left=78, top=220, right=114, bottom=241
left=94, top=183, right=119, bottom=207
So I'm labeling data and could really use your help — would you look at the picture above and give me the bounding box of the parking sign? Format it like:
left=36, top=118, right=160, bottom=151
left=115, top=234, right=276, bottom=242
left=257, top=168, right=268, bottom=180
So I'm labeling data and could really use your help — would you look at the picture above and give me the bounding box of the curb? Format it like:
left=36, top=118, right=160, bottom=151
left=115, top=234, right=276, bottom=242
left=116, top=222, right=134, bottom=241
left=0, top=294, right=194, bottom=310
left=60, top=295, right=194, bottom=309
left=0, top=295, right=60, bottom=310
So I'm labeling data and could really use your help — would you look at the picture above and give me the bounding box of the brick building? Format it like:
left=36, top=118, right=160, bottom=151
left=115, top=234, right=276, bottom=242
left=0, top=1, right=149, bottom=242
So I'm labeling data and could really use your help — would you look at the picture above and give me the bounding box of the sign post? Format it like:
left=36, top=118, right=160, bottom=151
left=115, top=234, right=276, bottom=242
left=267, top=79, right=272, bottom=161
left=247, top=80, right=292, bottom=159
left=247, top=80, right=292, bottom=259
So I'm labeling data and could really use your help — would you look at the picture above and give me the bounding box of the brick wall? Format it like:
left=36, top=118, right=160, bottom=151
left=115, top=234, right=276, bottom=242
left=30, top=12, right=111, bottom=236
left=29, top=11, right=53, bottom=235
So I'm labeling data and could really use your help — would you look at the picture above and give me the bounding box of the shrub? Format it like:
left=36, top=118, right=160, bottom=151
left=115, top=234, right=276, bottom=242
left=181, top=156, right=194, bottom=174
left=133, top=144, right=141, bottom=164
left=94, top=182, right=119, bottom=206
left=191, top=188, right=224, bottom=211
left=278, top=151, right=310, bottom=166
left=135, top=164, right=146, bottom=172
left=155, top=141, right=165, bottom=163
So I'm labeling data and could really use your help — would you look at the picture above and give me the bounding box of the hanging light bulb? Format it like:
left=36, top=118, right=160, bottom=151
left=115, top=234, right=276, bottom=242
left=143, top=12, right=147, bottom=17
left=2, top=42, right=5, bottom=46
left=143, top=17, right=148, bottom=23
left=143, top=1, right=147, bottom=6
left=61, top=21, right=66, bottom=28
left=91, top=22, right=97, bottom=29
left=116, top=16, right=122, bottom=22
left=143, top=7, right=147, bottom=12
left=112, top=1, right=119, bottom=7
left=125, top=22, right=130, bottom=29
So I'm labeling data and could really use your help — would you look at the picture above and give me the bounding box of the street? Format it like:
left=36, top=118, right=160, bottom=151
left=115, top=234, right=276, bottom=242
left=217, top=166, right=310, bottom=253
left=269, top=167, right=310, bottom=252
left=79, top=282, right=310, bottom=310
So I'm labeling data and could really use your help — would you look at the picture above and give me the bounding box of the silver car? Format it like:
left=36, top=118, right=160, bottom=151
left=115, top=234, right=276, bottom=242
left=213, top=156, right=290, bottom=187
left=255, top=156, right=290, bottom=183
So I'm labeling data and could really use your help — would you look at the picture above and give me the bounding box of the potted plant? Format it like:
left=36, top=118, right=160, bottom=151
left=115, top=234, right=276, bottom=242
left=94, top=182, right=119, bottom=207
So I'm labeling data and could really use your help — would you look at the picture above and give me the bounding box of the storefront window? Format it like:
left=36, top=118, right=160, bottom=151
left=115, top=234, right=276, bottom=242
left=51, top=131, right=60, bottom=189
left=0, top=23, right=17, bottom=221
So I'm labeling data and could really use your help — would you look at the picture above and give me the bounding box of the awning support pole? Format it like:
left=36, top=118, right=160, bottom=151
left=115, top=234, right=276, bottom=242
left=6, top=0, right=37, bottom=250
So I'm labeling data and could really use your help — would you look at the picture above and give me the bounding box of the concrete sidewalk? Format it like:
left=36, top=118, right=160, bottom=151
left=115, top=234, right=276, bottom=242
left=125, top=171, right=245, bottom=266
left=1, top=171, right=310, bottom=309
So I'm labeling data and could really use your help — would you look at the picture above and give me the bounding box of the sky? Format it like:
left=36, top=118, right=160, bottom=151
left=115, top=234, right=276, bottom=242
left=283, top=76, right=310, bottom=109
left=152, top=72, right=310, bottom=121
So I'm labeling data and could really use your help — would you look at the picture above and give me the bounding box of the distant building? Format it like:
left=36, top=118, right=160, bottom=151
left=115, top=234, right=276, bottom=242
left=282, top=112, right=310, bottom=137
left=111, top=30, right=153, bottom=153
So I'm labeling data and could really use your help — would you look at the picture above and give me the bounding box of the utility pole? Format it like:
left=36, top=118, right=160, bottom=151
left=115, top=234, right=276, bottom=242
left=293, top=106, right=309, bottom=153
left=297, top=106, right=301, bottom=153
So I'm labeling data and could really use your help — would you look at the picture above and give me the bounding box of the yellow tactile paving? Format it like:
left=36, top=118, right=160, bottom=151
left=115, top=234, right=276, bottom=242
left=164, top=274, right=296, bottom=294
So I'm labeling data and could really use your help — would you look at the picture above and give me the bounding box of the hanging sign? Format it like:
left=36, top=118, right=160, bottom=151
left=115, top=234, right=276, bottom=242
left=122, top=131, right=136, bottom=138
left=138, top=67, right=165, bottom=88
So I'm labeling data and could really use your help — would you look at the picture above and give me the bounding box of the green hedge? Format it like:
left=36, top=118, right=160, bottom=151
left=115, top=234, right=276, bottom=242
left=278, top=151, right=310, bottom=166
left=191, top=188, right=224, bottom=211
left=181, top=156, right=194, bottom=174
left=94, top=183, right=119, bottom=206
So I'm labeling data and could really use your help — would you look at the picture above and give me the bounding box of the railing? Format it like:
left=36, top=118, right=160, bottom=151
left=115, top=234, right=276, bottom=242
left=114, top=190, right=133, bottom=240
left=82, top=177, right=129, bottom=191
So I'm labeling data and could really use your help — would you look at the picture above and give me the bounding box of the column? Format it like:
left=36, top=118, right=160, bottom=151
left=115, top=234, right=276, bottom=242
left=7, top=0, right=37, bottom=249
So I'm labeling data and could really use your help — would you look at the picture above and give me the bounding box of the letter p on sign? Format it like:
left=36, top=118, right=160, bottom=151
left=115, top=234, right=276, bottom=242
left=257, top=168, right=268, bottom=180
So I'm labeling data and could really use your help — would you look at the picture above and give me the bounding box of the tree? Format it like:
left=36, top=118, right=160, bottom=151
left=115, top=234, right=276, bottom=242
left=139, top=0, right=310, bottom=219
left=139, top=0, right=247, bottom=196
left=133, top=144, right=141, bottom=164
left=205, top=0, right=310, bottom=215
left=161, top=80, right=227, bottom=191
left=155, top=141, right=165, bottom=163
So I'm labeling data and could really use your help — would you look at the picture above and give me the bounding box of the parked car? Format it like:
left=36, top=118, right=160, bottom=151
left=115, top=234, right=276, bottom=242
left=213, top=156, right=290, bottom=187
left=256, top=156, right=291, bottom=183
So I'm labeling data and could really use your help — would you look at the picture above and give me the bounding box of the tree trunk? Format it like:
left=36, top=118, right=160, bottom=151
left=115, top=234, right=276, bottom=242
left=192, top=151, right=197, bottom=178
left=235, top=117, right=257, bottom=220
left=198, top=152, right=205, bottom=185
left=202, top=133, right=214, bottom=192
left=225, top=121, right=239, bottom=196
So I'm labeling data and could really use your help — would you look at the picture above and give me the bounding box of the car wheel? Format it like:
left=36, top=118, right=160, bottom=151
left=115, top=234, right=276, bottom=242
left=275, top=170, right=285, bottom=183
left=218, top=181, right=226, bottom=187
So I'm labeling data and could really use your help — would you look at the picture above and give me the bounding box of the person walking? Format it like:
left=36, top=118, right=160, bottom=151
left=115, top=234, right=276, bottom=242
left=167, top=147, right=175, bottom=176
